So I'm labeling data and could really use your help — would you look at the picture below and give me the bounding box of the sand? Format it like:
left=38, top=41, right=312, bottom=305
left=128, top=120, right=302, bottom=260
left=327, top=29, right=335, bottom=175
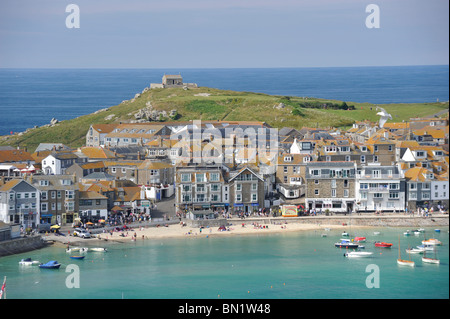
left=93, top=222, right=356, bottom=243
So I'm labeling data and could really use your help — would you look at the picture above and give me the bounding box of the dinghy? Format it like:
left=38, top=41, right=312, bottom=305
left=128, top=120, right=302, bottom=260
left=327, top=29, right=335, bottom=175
left=19, top=258, right=40, bottom=266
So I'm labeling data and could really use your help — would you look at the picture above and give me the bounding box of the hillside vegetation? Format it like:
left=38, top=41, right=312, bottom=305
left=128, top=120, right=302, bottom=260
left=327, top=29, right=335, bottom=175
left=1, top=86, right=448, bottom=152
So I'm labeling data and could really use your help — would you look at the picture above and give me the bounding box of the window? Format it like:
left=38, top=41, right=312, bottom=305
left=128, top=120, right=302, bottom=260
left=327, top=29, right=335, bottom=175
left=236, top=193, right=242, bottom=202
left=182, top=185, right=191, bottom=192
left=314, top=189, right=319, bottom=195
left=210, top=173, right=219, bottom=181
left=211, top=184, right=220, bottom=192
left=196, top=184, right=205, bottom=193
left=252, top=193, right=257, bottom=202
left=360, top=183, right=368, bottom=189
left=389, top=192, right=399, bottom=199
left=360, top=155, right=366, bottom=163
left=39, top=180, right=49, bottom=186
left=389, top=183, right=399, bottom=190
left=65, top=190, right=74, bottom=199
left=122, top=168, right=126, bottom=174
left=409, top=183, right=417, bottom=190
left=372, top=170, right=380, bottom=178
left=311, top=169, right=320, bottom=176
left=345, top=155, right=351, bottom=162
left=374, top=146, right=378, bottom=152
left=41, top=191, right=48, bottom=200
left=422, top=193, right=430, bottom=200
left=252, top=183, right=257, bottom=191
left=373, top=193, right=383, bottom=198
left=344, top=179, right=348, bottom=188
left=41, top=203, right=48, bottom=212
left=181, top=174, right=191, bottom=182
left=331, top=180, right=336, bottom=188
left=344, top=189, right=349, bottom=197
left=331, top=189, right=336, bottom=197
left=314, top=180, right=319, bottom=184
left=284, top=166, right=288, bottom=173
left=236, top=184, right=242, bottom=191
left=374, top=156, right=379, bottom=163
left=196, top=173, right=206, bottom=182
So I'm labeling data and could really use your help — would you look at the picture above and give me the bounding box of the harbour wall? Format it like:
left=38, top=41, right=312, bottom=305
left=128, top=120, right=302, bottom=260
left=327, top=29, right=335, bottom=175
left=0, top=236, right=48, bottom=257
left=188, top=215, right=449, bottom=228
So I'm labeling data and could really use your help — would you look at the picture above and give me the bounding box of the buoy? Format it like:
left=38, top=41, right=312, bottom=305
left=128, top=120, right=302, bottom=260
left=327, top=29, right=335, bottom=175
left=248, top=291, right=250, bottom=294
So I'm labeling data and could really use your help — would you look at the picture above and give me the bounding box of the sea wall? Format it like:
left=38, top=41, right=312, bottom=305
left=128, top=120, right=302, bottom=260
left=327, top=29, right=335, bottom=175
left=203, top=215, right=450, bottom=228
left=0, top=236, right=48, bottom=257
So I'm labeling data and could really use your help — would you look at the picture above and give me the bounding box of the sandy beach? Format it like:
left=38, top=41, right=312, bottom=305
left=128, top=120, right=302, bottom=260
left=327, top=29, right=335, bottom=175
left=44, top=214, right=448, bottom=247
left=87, top=222, right=360, bottom=243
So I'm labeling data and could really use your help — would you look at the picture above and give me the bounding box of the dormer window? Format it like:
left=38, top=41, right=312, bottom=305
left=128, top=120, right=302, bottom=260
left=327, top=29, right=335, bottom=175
left=284, top=156, right=292, bottom=162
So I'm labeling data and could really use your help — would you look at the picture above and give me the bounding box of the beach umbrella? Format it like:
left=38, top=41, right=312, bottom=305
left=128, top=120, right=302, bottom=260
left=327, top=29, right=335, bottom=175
left=86, top=222, right=94, bottom=225
left=98, top=219, right=105, bottom=223
left=50, top=225, right=61, bottom=229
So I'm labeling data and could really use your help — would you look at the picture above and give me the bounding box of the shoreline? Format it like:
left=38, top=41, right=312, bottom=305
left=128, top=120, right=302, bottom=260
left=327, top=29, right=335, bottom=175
left=45, top=214, right=449, bottom=247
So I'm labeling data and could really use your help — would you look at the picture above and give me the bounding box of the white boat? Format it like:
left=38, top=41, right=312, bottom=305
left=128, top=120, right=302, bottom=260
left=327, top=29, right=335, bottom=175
left=321, top=234, right=327, bottom=237
left=90, top=247, right=107, bottom=252
left=19, top=258, right=40, bottom=266
left=373, top=231, right=381, bottom=235
left=342, top=232, right=349, bottom=237
left=397, top=259, right=415, bottom=267
left=403, top=230, right=411, bottom=236
left=406, top=248, right=424, bottom=254
left=397, top=236, right=415, bottom=267
left=344, top=251, right=374, bottom=258
left=417, top=245, right=434, bottom=251
left=422, top=256, right=440, bottom=264
left=422, top=239, right=442, bottom=246
left=422, top=247, right=440, bottom=264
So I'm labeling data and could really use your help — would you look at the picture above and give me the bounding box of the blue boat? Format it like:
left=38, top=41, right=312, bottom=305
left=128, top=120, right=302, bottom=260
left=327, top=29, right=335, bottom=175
left=39, top=261, right=61, bottom=269
left=70, top=256, right=85, bottom=260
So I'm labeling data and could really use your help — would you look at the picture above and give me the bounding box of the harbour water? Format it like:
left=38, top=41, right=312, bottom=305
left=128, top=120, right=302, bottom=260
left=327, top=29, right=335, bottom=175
left=0, top=226, right=448, bottom=299
left=0, top=65, right=448, bottom=135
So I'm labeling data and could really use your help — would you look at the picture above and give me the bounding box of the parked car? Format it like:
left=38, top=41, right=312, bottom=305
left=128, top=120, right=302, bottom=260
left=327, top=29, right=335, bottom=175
left=73, top=228, right=91, bottom=238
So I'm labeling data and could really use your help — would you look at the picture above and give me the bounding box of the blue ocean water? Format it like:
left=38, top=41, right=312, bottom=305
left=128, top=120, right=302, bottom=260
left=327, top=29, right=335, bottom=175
left=0, top=227, right=448, bottom=299
left=0, top=65, right=448, bottom=136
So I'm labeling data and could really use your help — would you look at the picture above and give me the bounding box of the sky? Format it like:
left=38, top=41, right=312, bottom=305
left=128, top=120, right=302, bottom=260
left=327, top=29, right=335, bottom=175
left=0, top=0, right=448, bottom=68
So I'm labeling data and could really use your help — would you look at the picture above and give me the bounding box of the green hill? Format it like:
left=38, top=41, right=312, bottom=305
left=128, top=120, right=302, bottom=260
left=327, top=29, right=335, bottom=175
left=1, top=86, right=448, bottom=152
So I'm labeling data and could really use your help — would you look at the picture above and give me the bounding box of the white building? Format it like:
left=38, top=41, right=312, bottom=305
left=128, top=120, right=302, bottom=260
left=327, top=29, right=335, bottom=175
left=356, top=163, right=406, bottom=212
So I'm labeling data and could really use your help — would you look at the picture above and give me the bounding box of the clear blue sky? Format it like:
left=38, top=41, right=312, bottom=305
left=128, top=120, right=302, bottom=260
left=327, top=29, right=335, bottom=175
left=0, top=0, right=448, bottom=68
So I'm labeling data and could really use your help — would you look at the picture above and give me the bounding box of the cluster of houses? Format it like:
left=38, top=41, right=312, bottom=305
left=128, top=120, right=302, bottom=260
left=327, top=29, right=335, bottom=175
left=0, top=113, right=448, bottom=230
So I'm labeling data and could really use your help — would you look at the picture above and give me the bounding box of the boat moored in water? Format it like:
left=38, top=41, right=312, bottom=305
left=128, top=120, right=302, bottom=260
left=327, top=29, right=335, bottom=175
left=19, top=258, right=40, bottom=266
left=375, top=241, right=393, bottom=248
left=39, top=261, right=61, bottom=269
left=335, top=239, right=359, bottom=249
left=344, top=251, right=374, bottom=258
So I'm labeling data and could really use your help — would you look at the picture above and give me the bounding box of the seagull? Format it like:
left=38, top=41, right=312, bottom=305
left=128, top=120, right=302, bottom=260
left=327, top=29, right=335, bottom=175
left=376, top=106, right=392, bottom=128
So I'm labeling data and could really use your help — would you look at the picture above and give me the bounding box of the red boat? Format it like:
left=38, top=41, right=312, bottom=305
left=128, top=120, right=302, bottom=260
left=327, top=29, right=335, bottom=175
left=354, top=237, right=366, bottom=242
left=375, top=241, right=393, bottom=248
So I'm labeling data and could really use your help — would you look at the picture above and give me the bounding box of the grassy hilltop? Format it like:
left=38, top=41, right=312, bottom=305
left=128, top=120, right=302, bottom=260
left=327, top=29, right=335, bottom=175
left=1, top=86, right=448, bottom=152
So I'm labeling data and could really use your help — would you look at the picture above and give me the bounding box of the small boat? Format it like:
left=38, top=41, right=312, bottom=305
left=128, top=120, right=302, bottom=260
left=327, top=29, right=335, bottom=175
left=324, top=228, right=331, bottom=231
left=373, top=231, right=380, bottom=235
left=344, top=251, right=374, bottom=258
left=354, top=237, right=366, bottom=242
left=342, top=232, right=349, bottom=237
left=403, top=230, right=411, bottom=236
left=422, top=246, right=440, bottom=264
left=66, top=247, right=81, bottom=253
left=375, top=242, right=393, bottom=248
left=418, top=228, right=425, bottom=232
left=397, top=259, right=415, bottom=267
left=39, top=261, right=61, bottom=269
left=416, top=245, right=434, bottom=251
left=397, top=236, right=415, bottom=267
left=422, top=239, right=442, bottom=246
left=321, top=234, right=327, bottom=237
left=19, top=258, right=40, bottom=266
left=90, top=247, right=107, bottom=252
left=335, top=239, right=359, bottom=249
left=434, top=229, right=441, bottom=233
left=406, top=248, right=424, bottom=254
left=69, top=256, right=85, bottom=260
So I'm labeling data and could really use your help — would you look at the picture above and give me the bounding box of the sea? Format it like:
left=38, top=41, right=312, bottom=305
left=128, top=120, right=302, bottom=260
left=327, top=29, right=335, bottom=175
left=0, top=227, right=448, bottom=299
left=0, top=65, right=448, bottom=136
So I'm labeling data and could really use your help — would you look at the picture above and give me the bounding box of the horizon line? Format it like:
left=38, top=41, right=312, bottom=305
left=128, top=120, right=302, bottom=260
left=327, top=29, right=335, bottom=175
left=0, top=64, right=448, bottom=70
